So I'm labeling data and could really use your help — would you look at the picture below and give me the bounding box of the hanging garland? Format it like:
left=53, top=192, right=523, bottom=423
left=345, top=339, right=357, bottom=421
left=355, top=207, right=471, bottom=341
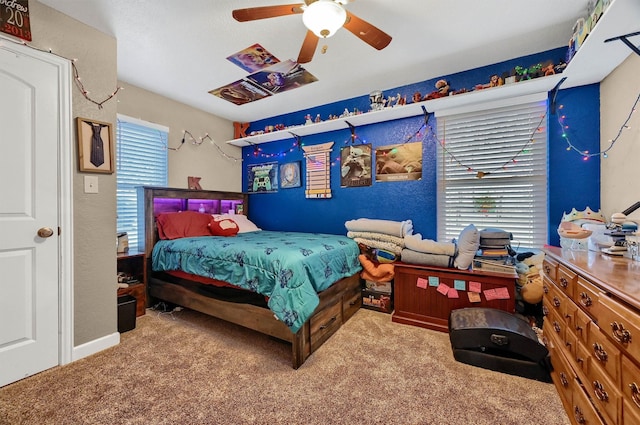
left=0, top=36, right=122, bottom=109
left=170, top=130, right=242, bottom=162
left=557, top=91, right=639, bottom=159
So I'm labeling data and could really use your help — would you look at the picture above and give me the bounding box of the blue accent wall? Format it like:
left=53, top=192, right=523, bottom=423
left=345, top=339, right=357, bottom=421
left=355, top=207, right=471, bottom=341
left=242, top=48, right=601, bottom=247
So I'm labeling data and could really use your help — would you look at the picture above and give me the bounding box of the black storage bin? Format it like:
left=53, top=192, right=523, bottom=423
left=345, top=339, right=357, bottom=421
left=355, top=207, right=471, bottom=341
left=449, top=307, right=551, bottom=382
left=117, top=294, right=137, bottom=333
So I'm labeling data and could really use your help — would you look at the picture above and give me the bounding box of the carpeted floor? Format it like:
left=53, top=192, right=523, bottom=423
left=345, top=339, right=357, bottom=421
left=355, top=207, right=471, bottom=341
left=0, top=308, right=569, bottom=425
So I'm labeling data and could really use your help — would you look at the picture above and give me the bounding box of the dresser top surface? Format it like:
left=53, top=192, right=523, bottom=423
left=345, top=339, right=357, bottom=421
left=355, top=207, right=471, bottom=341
left=543, top=245, right=640, bottom=311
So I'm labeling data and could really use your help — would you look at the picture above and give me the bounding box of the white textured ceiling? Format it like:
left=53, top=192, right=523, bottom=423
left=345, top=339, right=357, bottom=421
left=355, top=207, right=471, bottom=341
left=40, top=0, right=590, bottom=123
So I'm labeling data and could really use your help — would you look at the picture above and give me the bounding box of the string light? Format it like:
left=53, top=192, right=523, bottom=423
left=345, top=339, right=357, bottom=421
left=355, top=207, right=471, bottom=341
left=0, top=36, right=123, bottom=109
left=557, top=91, right=639, bottom=159
left=170, top=130, right=241, bottom=162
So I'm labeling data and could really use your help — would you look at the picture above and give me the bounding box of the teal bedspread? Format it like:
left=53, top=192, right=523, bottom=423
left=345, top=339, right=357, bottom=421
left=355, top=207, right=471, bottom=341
left=152, top=231, right=362, bottom=333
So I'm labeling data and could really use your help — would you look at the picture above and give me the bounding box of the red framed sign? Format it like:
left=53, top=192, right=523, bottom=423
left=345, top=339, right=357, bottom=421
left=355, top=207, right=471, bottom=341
left=1, top=0, right=31, bottom=41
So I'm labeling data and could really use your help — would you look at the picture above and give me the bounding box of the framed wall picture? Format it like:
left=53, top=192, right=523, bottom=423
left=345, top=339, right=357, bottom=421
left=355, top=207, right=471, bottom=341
left=76, top=117, right=114, bottom=173
left=279, top=161, right=301, bottom=188
left=247, top=161, right=278, bottom=193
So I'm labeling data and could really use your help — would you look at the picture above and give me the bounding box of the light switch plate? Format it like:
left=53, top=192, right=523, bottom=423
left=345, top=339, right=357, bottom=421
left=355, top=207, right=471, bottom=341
left=84, top=175, right=99, bottom=193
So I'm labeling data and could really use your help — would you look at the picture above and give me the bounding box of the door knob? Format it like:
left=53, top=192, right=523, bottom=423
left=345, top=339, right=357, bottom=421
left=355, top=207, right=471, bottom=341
left=37, top=227, right=54, bottom=238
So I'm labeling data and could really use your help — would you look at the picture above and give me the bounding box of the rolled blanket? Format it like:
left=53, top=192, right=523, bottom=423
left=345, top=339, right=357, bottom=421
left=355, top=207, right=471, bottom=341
left=404, top=233, right=456, bottom=256
left=345, top=218, right=413, bottom=238
left=347, top=231, right=405, bottom=248
left=353, top=237, right=403, bottom=255
left=359, top=254, right=394, bottom=282
left=400, top=248, right=453, bottom=268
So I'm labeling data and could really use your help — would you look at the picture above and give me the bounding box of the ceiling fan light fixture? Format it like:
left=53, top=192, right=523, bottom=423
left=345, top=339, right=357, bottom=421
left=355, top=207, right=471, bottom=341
left=302, top=0, right=347, bottom=38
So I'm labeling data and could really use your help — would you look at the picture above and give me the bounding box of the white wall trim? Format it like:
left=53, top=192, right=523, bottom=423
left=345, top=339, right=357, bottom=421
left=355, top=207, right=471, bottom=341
left=434, top=92, right=549, bottom=118
left=72, top=333, right=120, bottom=362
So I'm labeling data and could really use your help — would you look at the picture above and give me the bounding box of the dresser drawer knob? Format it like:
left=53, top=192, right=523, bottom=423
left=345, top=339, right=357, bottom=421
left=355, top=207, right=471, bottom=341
left=579, top=292, right=592, bottom=307
left=611, top=321, right=631, bottom=344
left=593, top=380, right=609, bottom=402
left=573, top=406, right=586, bottom=424
left=553, top=297, right=561, bottom=308
left=592, top=342, right=608, bottom=362
left=559, top=372, right=569, bottom=387
left=553, top=321, right=561, bottom=333
left=542, top=305, right=549, bottom=317
left=559, top=277, right=568, bottom=288
left=544, top=265, right=551, bottom=274
left=543, top=284, right=549, bottom=294
left=631, top=382, right=640, bottom=409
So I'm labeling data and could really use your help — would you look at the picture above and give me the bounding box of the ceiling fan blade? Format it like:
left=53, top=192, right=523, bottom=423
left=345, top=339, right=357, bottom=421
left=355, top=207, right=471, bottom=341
left=297, top=30, right=319, bottom=64
left=343, top=11, right=392, bottom=50
left=232, top=4, right=304, bottom=22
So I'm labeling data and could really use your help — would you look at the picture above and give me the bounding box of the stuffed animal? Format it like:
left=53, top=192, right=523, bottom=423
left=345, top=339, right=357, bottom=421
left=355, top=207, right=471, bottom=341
left=424, top=79, right=450, bottom=100
left=516, top=252, right=545, bottom=304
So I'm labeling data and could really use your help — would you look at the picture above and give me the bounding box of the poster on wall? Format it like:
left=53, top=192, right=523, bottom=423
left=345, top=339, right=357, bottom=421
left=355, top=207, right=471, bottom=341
left=247, top=162, right=278, bottom=193
left=246, top=60, right=317, bottom=95
left=279, top=161, right=301, bottom=189
left=340, top=144, right=372, bottom=187
left=0, top=0, right=31, bottom=41
left=375, top=142, right=422, bottom=182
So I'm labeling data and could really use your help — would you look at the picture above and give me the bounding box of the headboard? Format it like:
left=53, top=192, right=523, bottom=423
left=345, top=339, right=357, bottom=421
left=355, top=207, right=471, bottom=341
left=137, top=186, right=249, bottom=260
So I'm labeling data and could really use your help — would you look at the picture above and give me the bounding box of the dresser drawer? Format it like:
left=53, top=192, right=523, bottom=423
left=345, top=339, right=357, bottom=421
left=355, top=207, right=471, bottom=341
left=598, top=295, right=640, bottom=360
left=572, top=382, right=607, bottom=425
left=549, top=339, right=577, bottom=408
left=574, top=307, right=592, bottom=345
left=624, top=399, right=640, bottom=425
left=310, top=299, right=342, bottom=352
left=575, top=276, right=600, bottom=319
left=542, top=257, right=558, bottom=282
left=622, top=356, right=640, bottom=418
left=545, top=279, right=569, bottom=320
left=587, top=321, right=621, bottom=385
left=556, top=264, right=577, bottom=299
left=585, top=358, right=622, bottom=425
left=574, top=340, right=590, bottom=379
left=544, top=306, right=567, bottom=342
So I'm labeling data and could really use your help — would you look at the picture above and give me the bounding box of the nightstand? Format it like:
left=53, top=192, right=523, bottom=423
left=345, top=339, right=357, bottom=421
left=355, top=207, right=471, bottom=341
left=116, top=252, right=146, bottom=317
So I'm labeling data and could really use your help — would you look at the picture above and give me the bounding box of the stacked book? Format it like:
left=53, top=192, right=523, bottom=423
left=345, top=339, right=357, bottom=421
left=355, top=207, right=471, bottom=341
left=472, top=228, right=516, bottom=274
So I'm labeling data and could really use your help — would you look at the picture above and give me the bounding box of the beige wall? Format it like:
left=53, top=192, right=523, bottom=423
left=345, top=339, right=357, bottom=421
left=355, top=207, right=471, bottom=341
left=30, top=1, right=239, bottom=347
left=116, top=83, right=240, bottom=191
left=31, top=1, right=118, bottom=345
left=601, top=54, right=640, bottom=221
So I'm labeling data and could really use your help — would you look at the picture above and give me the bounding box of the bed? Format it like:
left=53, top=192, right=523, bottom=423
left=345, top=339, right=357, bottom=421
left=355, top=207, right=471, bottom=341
left=138, top=186, right=363, bottom=368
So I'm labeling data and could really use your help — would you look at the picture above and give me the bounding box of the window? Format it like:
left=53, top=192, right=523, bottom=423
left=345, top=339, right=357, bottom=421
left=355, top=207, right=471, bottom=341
left=436, top=94, right=548, bottom=249
left=116, top=114, right=168, bottom=252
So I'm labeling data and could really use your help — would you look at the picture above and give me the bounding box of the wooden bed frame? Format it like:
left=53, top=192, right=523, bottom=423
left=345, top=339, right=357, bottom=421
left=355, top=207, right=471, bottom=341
left=138, top=186, right=362, bottom=369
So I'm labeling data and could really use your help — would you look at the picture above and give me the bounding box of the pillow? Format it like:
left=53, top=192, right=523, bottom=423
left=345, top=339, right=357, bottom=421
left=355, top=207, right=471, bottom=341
left=156, top=211, right=212, bottom=240
left=208, top=216, right=239, bottom=237
left=453, top=224, right=480, bottom=270
left=213, top=214, right=261, bottom=233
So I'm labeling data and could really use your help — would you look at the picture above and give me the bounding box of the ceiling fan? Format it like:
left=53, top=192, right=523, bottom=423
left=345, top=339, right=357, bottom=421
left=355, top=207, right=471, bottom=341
left=232, top=0, right=392, bottom=64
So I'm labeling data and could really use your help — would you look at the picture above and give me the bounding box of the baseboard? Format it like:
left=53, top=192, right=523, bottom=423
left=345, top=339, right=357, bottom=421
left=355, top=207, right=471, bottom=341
left=71, top=332, right=120, bottom=362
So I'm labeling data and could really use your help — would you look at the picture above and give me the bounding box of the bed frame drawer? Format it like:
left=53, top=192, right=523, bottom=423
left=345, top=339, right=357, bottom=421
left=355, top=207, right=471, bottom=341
left=342, top=285, right=362, bottom=322
left=310, top=299, right=342, bottom=352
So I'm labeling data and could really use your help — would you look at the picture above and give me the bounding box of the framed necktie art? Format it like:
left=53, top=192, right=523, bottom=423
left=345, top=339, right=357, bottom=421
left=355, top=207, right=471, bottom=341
left=76, top=117, right=114, bottom=173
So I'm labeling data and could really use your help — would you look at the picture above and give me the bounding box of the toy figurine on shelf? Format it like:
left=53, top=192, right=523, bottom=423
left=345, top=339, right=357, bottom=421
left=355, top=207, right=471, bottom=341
left=314, top=114, right=321, bottom=123
left=424, top=79, right=451, bottom=100
left=475, top=74, right=504, bottom=90
left=304, top=114, right=313, bottom=125
left=412, top=92, right=422, bottom=104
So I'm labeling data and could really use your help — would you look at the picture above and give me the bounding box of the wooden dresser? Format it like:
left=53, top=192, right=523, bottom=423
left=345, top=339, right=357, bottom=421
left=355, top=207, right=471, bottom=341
left=542, top=246, right=640, bottom=425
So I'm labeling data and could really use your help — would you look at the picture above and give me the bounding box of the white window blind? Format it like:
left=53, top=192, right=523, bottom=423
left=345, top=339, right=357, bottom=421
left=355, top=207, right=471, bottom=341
left=436, top=95, right=548, bottom=249
left=116, top=115, right=168, bottom=252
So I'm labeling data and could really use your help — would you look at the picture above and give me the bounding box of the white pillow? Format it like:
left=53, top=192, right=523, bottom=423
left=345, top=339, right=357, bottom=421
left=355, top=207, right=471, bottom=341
left=453, top=224, right=480, bottom=270
left=213, top=214, right=261, bottom=233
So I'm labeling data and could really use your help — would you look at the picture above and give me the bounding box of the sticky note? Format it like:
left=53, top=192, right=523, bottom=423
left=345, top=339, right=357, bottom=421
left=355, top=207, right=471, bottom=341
left=469, top=281, right=482, bottom=293
left=447, top=288, right=459, bottom=299
left=484, top=289, right=497, bottom=301
left=495, top=287, right=511, bottom=300
left=437, top=283, right=450, bottom=296
left=428, top=276, right=439, bottom=287
left=454, top=279, right=466, bottom=291
left=468, top=292, right=481, bottom=303
left=416, top=277, right=428, bottom=289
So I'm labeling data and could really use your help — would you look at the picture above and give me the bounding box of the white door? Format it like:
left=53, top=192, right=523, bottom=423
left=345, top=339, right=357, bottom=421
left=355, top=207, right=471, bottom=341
left=0, top=42, right=65, bottom=387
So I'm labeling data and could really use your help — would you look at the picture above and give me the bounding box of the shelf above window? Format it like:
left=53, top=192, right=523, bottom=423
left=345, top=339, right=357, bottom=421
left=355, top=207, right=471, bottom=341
left=226, top=0, right=639, bottom=148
